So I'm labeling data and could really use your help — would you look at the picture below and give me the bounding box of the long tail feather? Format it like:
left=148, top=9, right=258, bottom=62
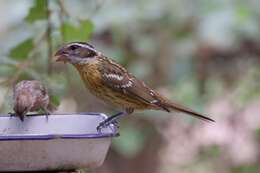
left=162, top=101, right=215, bottom=122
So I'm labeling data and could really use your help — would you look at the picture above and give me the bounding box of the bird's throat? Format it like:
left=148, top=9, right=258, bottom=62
left=74, top=63, right=103, bottom=91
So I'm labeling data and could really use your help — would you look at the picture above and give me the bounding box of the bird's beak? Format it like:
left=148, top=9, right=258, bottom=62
left=54, top=49, right=68, bottom=63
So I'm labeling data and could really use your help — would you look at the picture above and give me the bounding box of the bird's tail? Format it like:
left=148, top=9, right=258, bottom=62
left=14, top=95, right=29, bottom=121
left=159, top=98, right=215, bottom=122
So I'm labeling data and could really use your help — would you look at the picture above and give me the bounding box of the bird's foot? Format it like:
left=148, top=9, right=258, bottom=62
left=8, top=112, right=24, bottom=121
left=42, top=109, right=51, bottom=122
left=8, top=112, right=15, bottom=117
left=97, top=117, right=120, bottom=133
left=97, top=112, right=125, bottom=133
left=96, top=112, right=125, bottom=132
left=45, top=112, right=49, bottom=121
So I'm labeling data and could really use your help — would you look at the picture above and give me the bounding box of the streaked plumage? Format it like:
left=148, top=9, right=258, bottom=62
left=13, top=80, right=51, bottom=121
left=55, top=42, right=215, bottom=129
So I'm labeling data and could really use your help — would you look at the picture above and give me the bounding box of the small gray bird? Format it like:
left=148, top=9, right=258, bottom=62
left=12, top=80, right=51, bottom=121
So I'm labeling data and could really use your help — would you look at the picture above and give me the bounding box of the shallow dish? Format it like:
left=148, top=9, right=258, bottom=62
left=0, top=113, right=118, bottom=172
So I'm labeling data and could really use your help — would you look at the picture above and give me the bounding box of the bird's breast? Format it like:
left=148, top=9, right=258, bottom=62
left=75, top=63, right=103, bottom=93
left=73, top=63, right=151, bottom=109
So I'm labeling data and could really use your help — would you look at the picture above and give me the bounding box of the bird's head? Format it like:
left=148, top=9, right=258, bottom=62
left=55, top=42, right=99, bottom=65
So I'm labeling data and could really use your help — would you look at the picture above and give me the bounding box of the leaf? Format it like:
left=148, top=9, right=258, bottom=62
left=235, top=2, right=251, bottom=24
left=49, top=95, right=60, bottom=107
left=25, top=0, right=48, bottom=23
left=9, top=38, right=34, bottom=60
left=18, top=71, right=32, bottom=81
left=61, top=20, right=94, bottom=42
left=80, top=20, right=94, bottom=38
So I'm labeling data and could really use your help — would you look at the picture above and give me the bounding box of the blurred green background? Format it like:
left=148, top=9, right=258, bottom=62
left=0, top=0, right=260, bottom=173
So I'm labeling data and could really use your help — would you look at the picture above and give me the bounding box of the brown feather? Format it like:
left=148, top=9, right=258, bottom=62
left=55, top=42, right=215, bottom=122
left=13, top=80, right=51, bottom=121
left=161, top=98, right=215, bottom=122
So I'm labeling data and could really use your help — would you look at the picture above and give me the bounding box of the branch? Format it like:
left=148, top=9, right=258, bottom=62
left=46, top=0, right=53, bottom=74
left=0, top=31, right=47, bottom=86
left=57, top=0, right=66, bottom=42
left=57, top=0, right=70, bottom=18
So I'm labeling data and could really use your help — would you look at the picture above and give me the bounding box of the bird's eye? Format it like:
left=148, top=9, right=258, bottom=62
left=70, top=45, right=80, bottom=50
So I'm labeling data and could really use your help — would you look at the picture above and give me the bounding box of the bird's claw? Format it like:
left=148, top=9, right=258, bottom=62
left=8, top=112, right=15, bottom=117
left=43, top=109, right=51, bottom=122
left=45, top=112, right=49, bottom=121
left=97, top=119, right=119, bottom=133
left=8, top=112, right=24, bottom=121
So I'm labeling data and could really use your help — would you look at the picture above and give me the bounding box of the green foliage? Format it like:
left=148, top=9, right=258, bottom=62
left=112, top=125, right=146, bottom=158
left=18, top=71, right=32, bottom=81
left=255, top=128, right=260, bottom=140
left=235, top=68, right=260, bottom=106
left=0, top=64, right=16, bottom=77
left=9, top=38, right=34, bottom=60
left=25, top=0, right=48, bottom=23
left=49, top=95, right=60, bottom=108
left=235, top=2, right=251, bottom=23
left=201, top=145, right=221, bottom=159
left=174, top=29, right=192, bottom=40
left=231, top=165, right=260, bottom=173
left=61, top=20, right=94, bottom=42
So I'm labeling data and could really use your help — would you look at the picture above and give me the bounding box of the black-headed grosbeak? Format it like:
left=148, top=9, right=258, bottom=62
left=55, top=42, right=214, bottom=131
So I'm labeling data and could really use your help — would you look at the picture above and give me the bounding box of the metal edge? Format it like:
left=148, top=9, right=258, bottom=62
left=98, top=113, right=119, bottom=134
left=0, top=133, right=120, bottom=141
left=0, top=112, right=104, bottom=117
left=0, top=112, right=119, bottom=141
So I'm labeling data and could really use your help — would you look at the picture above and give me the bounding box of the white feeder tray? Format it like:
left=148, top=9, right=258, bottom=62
left=0, top=113, right=118, bottom=172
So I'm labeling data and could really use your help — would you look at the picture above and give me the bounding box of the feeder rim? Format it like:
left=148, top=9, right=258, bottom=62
left=0, top=112, right=119, bottom=141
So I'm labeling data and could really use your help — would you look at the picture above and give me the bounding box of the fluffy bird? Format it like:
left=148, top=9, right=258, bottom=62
left=55, top=42, right=214, bottom=130
left=12, top=80, right=51, bottom=121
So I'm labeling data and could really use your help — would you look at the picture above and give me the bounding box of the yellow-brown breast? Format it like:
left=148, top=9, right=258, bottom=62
left=73, top=62, right=150, bottom=110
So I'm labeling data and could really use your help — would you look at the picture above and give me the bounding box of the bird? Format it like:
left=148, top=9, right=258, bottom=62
left=54, top=42, right=215, bottom=131
left=11, top=80, right=52, bottom=121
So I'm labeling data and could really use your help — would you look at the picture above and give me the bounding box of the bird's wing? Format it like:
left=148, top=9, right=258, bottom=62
left=99, top=61, right=214, bottom=122
left=31, top=81, right=47, bottom=96
left=99, top=59, right=168, bottom=110
left=30, top=81, right=49, bottom=108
